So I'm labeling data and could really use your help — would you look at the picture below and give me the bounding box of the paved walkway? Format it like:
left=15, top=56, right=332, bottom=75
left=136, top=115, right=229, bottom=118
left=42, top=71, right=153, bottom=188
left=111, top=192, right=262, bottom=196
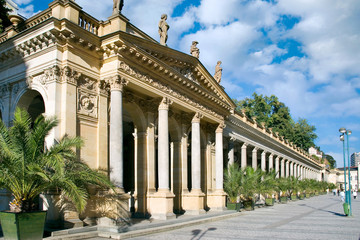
left=127, top=194, right=360, bottom=240
left=2, top=194, right=358, bottom=239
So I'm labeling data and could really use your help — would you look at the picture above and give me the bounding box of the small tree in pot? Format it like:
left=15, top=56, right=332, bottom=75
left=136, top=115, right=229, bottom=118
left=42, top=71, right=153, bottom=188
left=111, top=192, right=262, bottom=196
left=239, top=167, right=262, bottom=210
left=224, top=163, right=242, bottom=211
left=0, top=108, right=114, bottom=239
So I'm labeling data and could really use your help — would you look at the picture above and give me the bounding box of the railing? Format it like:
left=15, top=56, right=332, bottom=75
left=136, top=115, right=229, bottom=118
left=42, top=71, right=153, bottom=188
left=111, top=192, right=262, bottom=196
left=78, top=11, right=99, bottom=36
left=25, top=9, right=52, bottom=29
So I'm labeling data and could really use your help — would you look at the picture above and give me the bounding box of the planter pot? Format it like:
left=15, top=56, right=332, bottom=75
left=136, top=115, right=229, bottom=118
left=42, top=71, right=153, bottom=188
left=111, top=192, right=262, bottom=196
left=291, top=195, right=297, bottom=201
left=306, top=193, right=310, bottom=198
left=299, top=194, right=305, bottom=200
left=280, top=196, right=288, bottom=203
left=0, top=211, right=47, bottom=240
left=315, top=192, right=319, bottom=196
left=226, top=202, right=242, bottom=211
left=242, top=200, right=254, bottom=211
left=265, top=198, right=275, bottom=206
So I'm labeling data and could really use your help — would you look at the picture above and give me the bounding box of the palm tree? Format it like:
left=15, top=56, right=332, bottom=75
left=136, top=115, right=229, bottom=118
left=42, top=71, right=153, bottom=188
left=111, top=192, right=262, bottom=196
left=224, top=163, right=241, bottom=203
left=0, top=108, right=114, bottom=213
left=239, top=167, right=263, bottom=201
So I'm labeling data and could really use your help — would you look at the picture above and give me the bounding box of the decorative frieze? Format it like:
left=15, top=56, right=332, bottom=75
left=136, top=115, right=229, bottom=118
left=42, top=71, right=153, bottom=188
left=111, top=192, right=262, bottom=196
left=117, top=61, right=223, bottom=120
left=0, top=84, right=10, bottom=98
left=172, top=66, right=198, bottom=84
left=0, top=31, right=57, bottom=62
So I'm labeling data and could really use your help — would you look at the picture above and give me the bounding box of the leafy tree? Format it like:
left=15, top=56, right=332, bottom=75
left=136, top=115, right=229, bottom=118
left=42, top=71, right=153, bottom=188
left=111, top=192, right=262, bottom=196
left=234, top=93, right=317, bottom=151
left=0, top=108, right=114, bottom=212
left=324, top=154, right=336, bottom=169
left=0, top=0, right=11, bottom=33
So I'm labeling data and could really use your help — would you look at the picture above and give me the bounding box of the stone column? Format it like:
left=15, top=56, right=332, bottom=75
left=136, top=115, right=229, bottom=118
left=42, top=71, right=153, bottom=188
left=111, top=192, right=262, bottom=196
left=268, top=154, right=273, bottom=171
left=228, top=139, right=234, bottom=167
left=215, top=124, right=224, bottom=190
left=241, top=143, right=247, bottom=169
left=134, top=131, right=147, bottom=217
left=158, top=98, right=172, bottom=190
left=109, top=76, right=128, bottom=189
left=208, top=123, right=227, bottom=211
left=148, top=97, right=175, bottom=220
left=261, top=151, right=266, bottom=172
left=285, top=160, right=289, bottom=177
left=290, top=162, right=293, bottom=177
left=275, top=156, right=280, bottom=178
left=252, top=147, right=258, bottom=170
left=183, top=113, right=205, bottom=215
left=191, top=113, right=202, bottom=191
left=280, top=158, right=285, bottom=178
left=297, top=165, right=301, bottom=180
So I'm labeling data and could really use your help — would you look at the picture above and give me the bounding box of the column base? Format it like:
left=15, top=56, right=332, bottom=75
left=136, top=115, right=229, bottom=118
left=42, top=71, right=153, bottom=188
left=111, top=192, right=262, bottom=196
left=207, top=190, right=227, bottom=211
left=147, top=189, right=175, bottom=220
left=182, top=189, right=205, bottom=215
left=83, top=190, right=131, bottom=227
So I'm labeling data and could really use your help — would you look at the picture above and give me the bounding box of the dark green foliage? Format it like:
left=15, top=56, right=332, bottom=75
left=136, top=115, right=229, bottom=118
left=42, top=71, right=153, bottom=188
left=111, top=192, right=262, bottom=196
left=0, top=108, right=114, bottom=213
left=0, top=0, right=11, bottom=33
left=233, top=92, right=317, bottom=151
left=324, top=154, right=336, bottom=169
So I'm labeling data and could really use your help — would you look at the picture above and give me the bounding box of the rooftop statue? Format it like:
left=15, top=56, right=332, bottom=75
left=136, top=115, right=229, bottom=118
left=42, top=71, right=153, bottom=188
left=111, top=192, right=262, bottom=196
left=190, top=41, right=199, bottom=58
left=214, top=61, right=222, bottom=83
left=158, top=14, right=169, bottom=46
left=113, top=0, right=124, bottom=15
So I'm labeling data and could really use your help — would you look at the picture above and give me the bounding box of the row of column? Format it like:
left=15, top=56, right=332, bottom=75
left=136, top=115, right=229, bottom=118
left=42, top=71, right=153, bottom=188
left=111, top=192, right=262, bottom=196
left=227, top=141, right=319, bottom=179
left=108, top=76, right=225, bottom=218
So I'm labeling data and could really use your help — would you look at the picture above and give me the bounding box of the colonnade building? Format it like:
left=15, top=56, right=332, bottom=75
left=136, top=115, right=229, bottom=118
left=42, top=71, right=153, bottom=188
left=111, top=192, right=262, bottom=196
left=0, top=0, right=326, bottom=225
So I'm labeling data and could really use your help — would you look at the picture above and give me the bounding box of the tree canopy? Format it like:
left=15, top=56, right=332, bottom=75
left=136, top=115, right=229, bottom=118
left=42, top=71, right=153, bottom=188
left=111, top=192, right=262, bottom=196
left=0, top=0, right=11, bottom=33
left=233, top=93, right=317, bottom=151
left=324, top=154, right=336, bottom=169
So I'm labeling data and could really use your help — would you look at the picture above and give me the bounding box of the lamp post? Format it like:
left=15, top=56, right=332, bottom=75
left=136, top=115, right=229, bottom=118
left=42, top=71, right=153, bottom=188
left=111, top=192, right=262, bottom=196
left=339, top=127, right=352, bottom=216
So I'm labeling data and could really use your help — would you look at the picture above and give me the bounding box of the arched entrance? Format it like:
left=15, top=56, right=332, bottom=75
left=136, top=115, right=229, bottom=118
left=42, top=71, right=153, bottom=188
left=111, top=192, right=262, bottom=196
left=16, top=90, right=45, bottom=122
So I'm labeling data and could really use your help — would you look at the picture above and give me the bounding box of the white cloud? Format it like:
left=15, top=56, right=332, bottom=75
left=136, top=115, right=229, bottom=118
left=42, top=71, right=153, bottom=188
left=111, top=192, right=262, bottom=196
left=13, top=0, right=33, bottom=5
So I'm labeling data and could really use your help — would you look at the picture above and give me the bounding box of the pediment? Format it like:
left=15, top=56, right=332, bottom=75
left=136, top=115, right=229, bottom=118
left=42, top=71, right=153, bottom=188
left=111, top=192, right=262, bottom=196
left=114, top=33, right=236, bottom=111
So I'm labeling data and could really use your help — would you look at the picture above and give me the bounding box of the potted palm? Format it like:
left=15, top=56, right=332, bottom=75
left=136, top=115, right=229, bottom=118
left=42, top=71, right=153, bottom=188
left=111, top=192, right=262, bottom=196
left=224, top=163, right=242, bottom=211
left=289, top=176, right=299, bottom=201
left=0, top=108, right=114, bottom=240
left=239, top=167, right=262, bottom=210
left=276, top=177, right=289, bottom=203
left=260, top=170, right=277, bottom=206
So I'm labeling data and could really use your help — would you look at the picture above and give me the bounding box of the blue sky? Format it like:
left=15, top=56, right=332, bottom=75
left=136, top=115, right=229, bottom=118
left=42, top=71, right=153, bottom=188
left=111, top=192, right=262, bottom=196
left=13, top=0, right=360, bottom=168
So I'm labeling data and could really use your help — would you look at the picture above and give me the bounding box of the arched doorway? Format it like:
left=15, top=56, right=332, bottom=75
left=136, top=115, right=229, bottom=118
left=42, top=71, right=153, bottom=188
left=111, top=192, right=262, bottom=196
left=16, top=90, right=45, bottom=122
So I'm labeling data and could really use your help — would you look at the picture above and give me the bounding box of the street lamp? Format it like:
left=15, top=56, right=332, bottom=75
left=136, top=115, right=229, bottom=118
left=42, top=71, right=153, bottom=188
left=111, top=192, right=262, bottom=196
left=339, top=127, right=352, bottom=216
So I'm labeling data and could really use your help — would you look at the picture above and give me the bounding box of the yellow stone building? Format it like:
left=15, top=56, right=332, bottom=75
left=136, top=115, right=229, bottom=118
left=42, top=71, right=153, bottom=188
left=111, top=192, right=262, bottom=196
left=0, top=0, right=326, bottom=227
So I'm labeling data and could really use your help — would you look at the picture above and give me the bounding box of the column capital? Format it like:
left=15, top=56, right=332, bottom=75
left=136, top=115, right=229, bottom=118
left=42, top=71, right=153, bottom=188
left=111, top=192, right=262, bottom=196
left=159, top=97, right=173, bottom=110
left=252, top=147, right=258, bottom=153
left=261, top=150, right=266, bottom=155
left=241, top=143, right=248, bottom=149
left=192, top=112, right=203, bottom=123
left=216, top=122, right=226, bottom=133
left=107, top=75, right=128, bottom=92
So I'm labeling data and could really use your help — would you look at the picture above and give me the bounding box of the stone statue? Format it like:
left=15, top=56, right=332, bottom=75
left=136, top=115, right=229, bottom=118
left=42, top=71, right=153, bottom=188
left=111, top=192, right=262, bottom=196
left=158, top=14, right=169, bottom=46
left=190, top=41, right=199, bottom=58
left=214, top=61, right=222, bottom=83
left=113, top=0, right=124, bottom=15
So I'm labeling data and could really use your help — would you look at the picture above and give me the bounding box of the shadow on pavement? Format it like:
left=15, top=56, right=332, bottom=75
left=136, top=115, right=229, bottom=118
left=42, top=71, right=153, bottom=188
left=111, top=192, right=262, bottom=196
left=191, top=227, right=217, bottom=240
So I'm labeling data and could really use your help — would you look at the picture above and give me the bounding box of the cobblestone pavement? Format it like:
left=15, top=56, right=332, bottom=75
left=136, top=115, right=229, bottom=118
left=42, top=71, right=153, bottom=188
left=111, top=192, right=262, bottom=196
left=129, top=195, right=360, bottom=240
